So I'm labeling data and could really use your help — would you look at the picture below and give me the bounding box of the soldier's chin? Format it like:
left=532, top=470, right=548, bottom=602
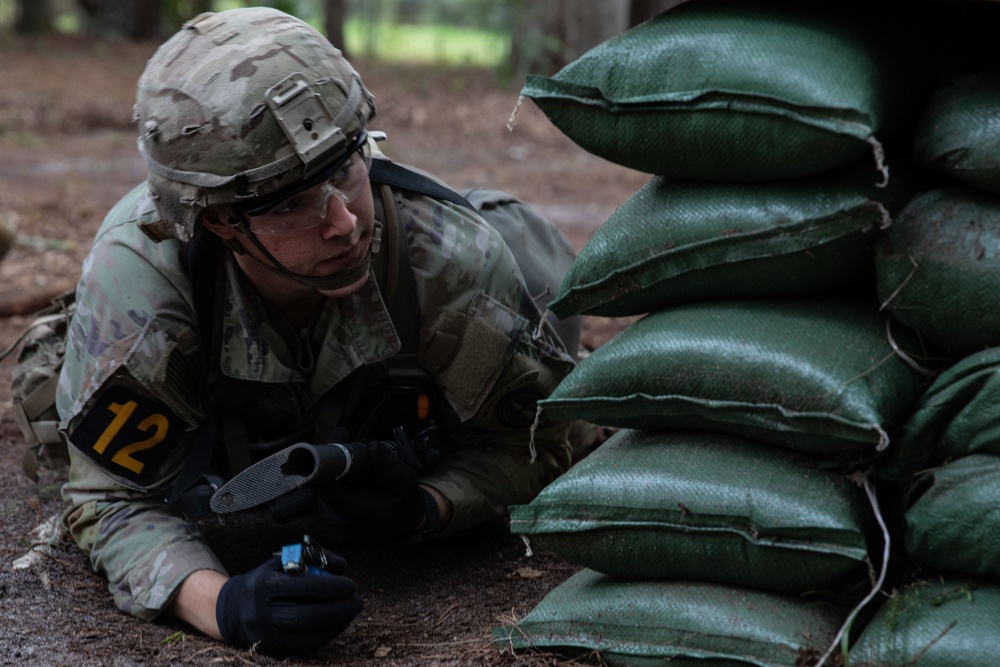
left=317, top=272, right=369, bottom=298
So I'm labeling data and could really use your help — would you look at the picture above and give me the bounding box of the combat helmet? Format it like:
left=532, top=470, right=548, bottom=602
left=134, top=7, right=376, bottom=243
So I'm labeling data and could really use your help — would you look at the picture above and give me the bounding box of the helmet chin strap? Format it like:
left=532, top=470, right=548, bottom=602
left=226, top=218, right=381, bottom=292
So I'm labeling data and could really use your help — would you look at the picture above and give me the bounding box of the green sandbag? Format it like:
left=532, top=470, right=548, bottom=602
left=509, top=429, right=873, bottom=591
left=494, top=569, right=846, bottom=667
left=903, top=455, right=1000, bottom=579
left=877, top=348, right=1000, bottom=482
left=875, top=187, right=1000, bottom=356
left=540, top=296, right=929, bottom=461
left=518, top=0, right=896, bottom=181
left=915, top=72, right=1000, bottom=194
left=849, top=577, right=1000, bottom=666
left=549, top=161, right=906, bottom=318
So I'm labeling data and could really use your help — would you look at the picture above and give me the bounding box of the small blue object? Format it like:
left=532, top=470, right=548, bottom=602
left=281, top=543, right=305, bottom=573
left=281, top=538, right=332, bottom=576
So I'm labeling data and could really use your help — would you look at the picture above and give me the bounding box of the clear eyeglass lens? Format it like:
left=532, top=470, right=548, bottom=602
left=249, top=148, right=370, bottom=235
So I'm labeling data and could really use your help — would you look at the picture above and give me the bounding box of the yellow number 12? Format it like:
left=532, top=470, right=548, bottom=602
left=92, top=401, right=169, bottom=474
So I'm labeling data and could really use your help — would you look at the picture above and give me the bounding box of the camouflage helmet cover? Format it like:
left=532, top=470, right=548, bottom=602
left=134, top=7, right=376, bottom=241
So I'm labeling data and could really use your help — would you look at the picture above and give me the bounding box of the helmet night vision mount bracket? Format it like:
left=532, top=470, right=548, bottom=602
left=265, top=72, right=347, bottom=178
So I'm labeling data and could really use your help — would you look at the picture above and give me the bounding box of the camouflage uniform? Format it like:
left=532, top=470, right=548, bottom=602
left=58, top=171, right=576, bottom=620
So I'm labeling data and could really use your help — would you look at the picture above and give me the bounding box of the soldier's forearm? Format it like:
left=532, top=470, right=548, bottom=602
left=420, top=427, right=572, bottom=535
left=168, top=569, right=227, bottom=641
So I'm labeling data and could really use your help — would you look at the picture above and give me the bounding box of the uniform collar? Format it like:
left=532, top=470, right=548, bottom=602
left=217, top=253, right=400, bottom=394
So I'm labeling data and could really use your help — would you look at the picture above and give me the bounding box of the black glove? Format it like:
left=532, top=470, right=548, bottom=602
left=320, top=437, right=432, bottom=536
left=216, top=550, right=363, bottom=656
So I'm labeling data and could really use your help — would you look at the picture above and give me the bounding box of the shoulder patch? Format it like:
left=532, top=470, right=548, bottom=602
left=496, top=390, right=544, bottom=429
left=70, top=384, right=186, bottom=487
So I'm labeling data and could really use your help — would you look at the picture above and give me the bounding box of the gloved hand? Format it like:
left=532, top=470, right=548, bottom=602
left=320, top=436, right=432, bottom=536
left=216, top=550, right=363, bottom=656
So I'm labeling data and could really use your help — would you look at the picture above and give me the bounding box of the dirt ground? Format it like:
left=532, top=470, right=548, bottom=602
left=0, top=34, right=649, bottom=666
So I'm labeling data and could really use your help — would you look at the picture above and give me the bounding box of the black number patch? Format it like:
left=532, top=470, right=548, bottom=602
left=71, top=385, right=184, bottom=486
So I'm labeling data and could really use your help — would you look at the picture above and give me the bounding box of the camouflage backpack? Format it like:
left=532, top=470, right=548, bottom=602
left=4, top=289, right=75, bottom=479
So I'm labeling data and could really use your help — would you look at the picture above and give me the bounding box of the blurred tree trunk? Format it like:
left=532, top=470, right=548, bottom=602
left=162, top=0, right=213, bottom=33
left=79, top=0, right=163, bottom=40
left=563, top=0, right=630, bottom=62
left=133, top=1, right=161, bottom=38
left=324, top=0, right=349, bottom=57
left=509, top=0, right=630, bottom=77
left=630, top=0, right=690, bottom=26
left=15, top=0, right=53, bottom=34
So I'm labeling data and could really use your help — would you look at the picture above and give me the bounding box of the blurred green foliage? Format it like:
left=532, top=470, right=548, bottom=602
left=0, top=0, right=516, bottom=68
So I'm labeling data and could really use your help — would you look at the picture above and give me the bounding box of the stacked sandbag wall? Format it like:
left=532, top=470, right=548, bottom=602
left=494, top=1, right=1000, bottom=665
left=858, top=20, right=1000, bottom=667
left=862, top=353, right=1000, bottom=664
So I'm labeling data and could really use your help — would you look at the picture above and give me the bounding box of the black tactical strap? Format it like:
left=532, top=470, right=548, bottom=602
left=368, top=159, right=474, bottom=212
left=165, top=230, right=226, bottom=519
left=376, top=181, right=418, bottom=354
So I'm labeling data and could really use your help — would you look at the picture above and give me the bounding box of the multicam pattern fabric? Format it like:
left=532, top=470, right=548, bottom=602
left=134, top=8, right=376, bottom=241
left=58, top=179, right=576, bottom=620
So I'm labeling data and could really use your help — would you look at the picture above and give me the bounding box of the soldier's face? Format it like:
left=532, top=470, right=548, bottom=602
left=204, top=160, right=377, bottom=299
left=252, top=170, right=377, bottom=298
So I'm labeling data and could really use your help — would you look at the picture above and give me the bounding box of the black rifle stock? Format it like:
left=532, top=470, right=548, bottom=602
left=209, top=441, right=369, bottom=515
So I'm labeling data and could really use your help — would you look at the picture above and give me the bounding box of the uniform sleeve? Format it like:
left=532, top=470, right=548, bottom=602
left=57, top=184, right=222, bottom=620
left=418, top=345, right=574, bottom=535
left=61, top=447, right=226, bottom=620
left=401, top=194, right=577, bottom=534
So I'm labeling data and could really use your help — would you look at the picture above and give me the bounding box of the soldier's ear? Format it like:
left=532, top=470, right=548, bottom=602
left=200, top=208, right=232, bottom=237
left=201, top=209, right=248, bottom=255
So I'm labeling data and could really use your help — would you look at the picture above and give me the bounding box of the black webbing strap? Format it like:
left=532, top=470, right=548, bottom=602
left=376, top=181, right=417, bottom=352
left=164, top=230, right=225, bottom=520
left=368, top=159, right=475, bottom=212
